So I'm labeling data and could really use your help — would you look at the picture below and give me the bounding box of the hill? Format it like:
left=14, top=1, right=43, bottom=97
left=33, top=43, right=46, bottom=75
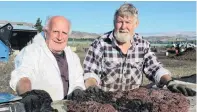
left=70, top=31, right=100, bottom=39
left=70, top=31, right=196, bottom=41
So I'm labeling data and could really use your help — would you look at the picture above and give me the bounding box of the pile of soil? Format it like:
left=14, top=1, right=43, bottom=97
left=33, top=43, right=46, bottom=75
left=67, top=101, right=117, bottom=112
left=169, top=48, right=196, bottom=61
left=67, top=87, right=189, bottom=112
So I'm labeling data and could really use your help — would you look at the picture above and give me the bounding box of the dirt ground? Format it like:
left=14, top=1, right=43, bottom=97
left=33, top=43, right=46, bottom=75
left=142, top=48, right=196, bottom=85
left=0, top=48, right=196, bottom=94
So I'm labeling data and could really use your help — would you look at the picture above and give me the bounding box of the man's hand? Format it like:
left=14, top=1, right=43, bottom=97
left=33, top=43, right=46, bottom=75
left=16, top=77, right=31, bottom=95
left=67, top=89, right=85, bottom=100
left=85, top=78, right=98, bottom=88
left=167, top=80, right=196, bottom=96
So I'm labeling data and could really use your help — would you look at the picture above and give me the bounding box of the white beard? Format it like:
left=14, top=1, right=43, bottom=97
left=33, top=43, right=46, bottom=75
left=114, top=31, right=132, bottom=43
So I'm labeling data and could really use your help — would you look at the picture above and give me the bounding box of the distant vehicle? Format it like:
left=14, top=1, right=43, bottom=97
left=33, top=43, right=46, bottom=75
left=165, top=38, right=196, bottom=56
left=0, top=21, right=38, bottom=62
left=0, top=23, right=13, bottom=62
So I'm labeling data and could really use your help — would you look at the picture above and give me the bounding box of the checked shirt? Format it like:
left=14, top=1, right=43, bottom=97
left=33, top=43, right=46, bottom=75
left=83, top=31, right=170, bottom=91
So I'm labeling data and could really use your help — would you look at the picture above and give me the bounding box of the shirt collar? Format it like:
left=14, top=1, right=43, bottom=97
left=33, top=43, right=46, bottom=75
left=52, top=50, right=65, bottom=58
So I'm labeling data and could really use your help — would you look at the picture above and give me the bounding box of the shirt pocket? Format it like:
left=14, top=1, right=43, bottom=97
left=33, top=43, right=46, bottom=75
left=131, top=51, right=144, bottom=70
left=101, top=60, right=121, bottom=84
left=122, top=59, right=143, bottom=85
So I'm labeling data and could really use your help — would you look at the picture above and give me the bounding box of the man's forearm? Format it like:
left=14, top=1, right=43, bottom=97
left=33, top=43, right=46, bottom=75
left=85, top=78, right=98, bottom=88
left=160, top=74, right=172, bottom=85
left=16, top=77, right=32, bottom=95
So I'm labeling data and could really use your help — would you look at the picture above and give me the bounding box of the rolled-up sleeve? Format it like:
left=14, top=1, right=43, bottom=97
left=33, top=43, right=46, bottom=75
left=143, top=44, right=171, bottom=86
left=83, top=39, right=103, bottom=85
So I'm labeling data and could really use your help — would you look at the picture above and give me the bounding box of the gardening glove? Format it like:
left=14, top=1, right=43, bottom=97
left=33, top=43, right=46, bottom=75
left=86, top=86, right=101, bottom=93
left=20, top=90, right=55, bottom=112
left=167, top=80, right=196, bottom=96
left=67, top=89, right=85, bottom=100
left=20, top=92, right=40, bottom=112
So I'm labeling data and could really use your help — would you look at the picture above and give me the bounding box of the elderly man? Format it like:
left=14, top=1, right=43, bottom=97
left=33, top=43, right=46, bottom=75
left=10, top=16, right=85, bottom=111
left=83, top=3, right=196, bottom=96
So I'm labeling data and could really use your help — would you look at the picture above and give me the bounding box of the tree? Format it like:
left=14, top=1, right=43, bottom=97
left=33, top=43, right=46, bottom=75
left=34, top=18, right=43, bottom=32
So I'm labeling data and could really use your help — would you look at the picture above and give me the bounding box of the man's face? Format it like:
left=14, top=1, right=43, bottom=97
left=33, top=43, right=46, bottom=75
left=46, top=17, right=70, bottom=53
left=114, top=16, right=138, bottom=43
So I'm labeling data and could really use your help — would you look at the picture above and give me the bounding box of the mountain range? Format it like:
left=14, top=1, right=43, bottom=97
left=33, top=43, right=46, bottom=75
left=70, top=31, right=196, bottom=41
left=70, top=31, right=100, bottom=39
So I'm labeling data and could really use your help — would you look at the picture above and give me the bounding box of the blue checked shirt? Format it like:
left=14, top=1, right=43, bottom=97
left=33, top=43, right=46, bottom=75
left=83, top=31, right=171, bottom=92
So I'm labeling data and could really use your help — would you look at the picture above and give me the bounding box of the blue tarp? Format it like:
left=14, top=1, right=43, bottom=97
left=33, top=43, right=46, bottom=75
left=0, top=93, right=22, bottom=103
left=0, top=40, right=9, bottom=62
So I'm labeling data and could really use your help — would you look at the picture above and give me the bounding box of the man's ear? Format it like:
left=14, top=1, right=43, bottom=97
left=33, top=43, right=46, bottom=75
left=45, top=33, right=47, bottom=39
left=42, top=30, right=48, bottom=39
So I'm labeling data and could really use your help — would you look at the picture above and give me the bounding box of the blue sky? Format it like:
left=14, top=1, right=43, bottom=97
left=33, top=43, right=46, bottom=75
left=0, top=1, right=196, bottom=34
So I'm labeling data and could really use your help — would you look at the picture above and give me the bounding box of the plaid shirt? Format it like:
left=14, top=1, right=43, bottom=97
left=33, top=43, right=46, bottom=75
left=83, top=31, right=170, bottom=92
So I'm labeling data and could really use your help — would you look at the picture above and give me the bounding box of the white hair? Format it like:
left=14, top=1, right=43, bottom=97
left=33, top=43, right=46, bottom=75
left=114, top=3, right=138, bottom=24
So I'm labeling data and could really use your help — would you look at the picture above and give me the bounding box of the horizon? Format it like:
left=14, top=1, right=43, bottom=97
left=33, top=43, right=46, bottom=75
left=0, top=1, right=196, bottom=34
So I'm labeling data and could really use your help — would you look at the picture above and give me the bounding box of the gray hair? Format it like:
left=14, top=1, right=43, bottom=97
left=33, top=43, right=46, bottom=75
left=114, top=3, right=138, bottom=23
left=43, top=16, right=72, bottom=35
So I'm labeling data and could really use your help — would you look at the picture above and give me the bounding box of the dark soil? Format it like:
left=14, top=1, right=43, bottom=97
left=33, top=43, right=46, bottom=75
left=67, top=87, right=189, bottom=112
left=174, top=74, right=196, bottom=83
left=167, top=48, right=196, bottom=61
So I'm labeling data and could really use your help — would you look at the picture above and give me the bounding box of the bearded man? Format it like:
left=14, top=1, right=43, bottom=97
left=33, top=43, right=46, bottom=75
left=83, top=3, right=196, bottom=96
